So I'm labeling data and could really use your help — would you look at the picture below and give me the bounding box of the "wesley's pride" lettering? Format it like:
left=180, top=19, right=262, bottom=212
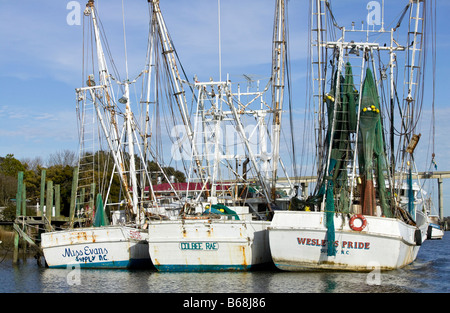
left=297, top=237, right=370, bottom=250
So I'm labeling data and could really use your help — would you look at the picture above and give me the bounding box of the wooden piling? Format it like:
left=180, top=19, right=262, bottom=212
left=438, top=177, right=444, bottom=220
left=21, top=183, right=26, bottom=216
left=55, top=184, right=61, bottom=218
left=39, top=169, right=46, bottom=217
left=45, top=181, right=53, bottom=231
left=21, top=182, right=28, bottom=259
left=69, top=167, right=79, bottom=228
left=13, top=171, right=24, bottom=264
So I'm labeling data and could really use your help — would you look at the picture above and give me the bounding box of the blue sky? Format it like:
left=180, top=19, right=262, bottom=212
left=1, top=0, right=449, bottom=216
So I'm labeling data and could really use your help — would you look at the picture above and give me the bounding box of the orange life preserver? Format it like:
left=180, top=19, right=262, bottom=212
left=349, top=214, right=367, bottom=232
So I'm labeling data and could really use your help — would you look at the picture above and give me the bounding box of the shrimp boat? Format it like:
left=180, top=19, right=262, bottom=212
left=42, top=1, right=154, bottom=269
left=41, top=225, right=150, bottom=269
left=269, top=0, right=432, bottom=271
left=145, top=0, right=294, bottom=271
left=425, top=197, right=445, bottom=240
left=427, top=215, right=444, bottom=240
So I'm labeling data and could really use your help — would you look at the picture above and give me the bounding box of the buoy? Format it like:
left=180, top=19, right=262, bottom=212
left=349, top=214, right=367, bottom=231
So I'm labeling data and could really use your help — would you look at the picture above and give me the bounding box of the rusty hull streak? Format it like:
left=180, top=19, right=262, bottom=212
left=240, top=245, right=248, bottom=266
left=206, top=224, right=214, bottom=237
left=78, top=231, right=88, bottom=244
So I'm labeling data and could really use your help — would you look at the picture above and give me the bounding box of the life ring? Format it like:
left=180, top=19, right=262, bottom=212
left=349, top=214, right=367, bottom=232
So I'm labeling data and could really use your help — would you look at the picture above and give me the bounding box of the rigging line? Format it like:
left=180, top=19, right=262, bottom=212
left=324, top=1, right=341, bottom=30
left=82, top=14, right=85, bottom=88
left=89, top=17, right=96, bottom=88
left=302, top=0, right=313, bottom=180
left=122, top=0, right=129, bottom=80
left=431, top=0, right=436, bottom=156
left=151, top=1, right=195, bottom=102
left=284, top=0, right=298, bottom=181
left=422, top=0, right=436, bottom=169
left=94, top=6, right=122, bottom=92
left=393, top=3, right=411, bottom=31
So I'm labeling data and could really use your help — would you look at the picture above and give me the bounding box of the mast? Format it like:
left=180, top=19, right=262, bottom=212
left=310, top=0, right=328, bottom=181
left=149, top=0, right=208, bottom=192
left=81, top=0, right=141, bottom=223
left=270, top=0, right=286, bottom=200
left=144, top=0, right=293, bottom=216
left=123, top=82, right=140, bottom=221
left=389, top=28, right=396, bottom=180
left=311, top=0, right=430, bottom=221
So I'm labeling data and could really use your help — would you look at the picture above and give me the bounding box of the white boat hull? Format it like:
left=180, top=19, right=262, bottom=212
left=41, top=226, right=151, bottom=269
left=269, top=211, right=428, bottom=271
left=147, top=219, right=272, bottom=271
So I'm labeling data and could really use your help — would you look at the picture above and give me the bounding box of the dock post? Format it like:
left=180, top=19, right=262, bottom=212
left=21, top=183, right=26, bottom=216
left=13, top=171, right=24, bottom=264
left=55, top=184, right=61, bottom=218
left=45, top=181, right=53, bottom=231
left=69, top=167, right=79, bottom=228
left=39, top=169, right=46, bottom=216
left=21, top=182, right=28, bottom=260
left=438, top=177, right=444, bottom=220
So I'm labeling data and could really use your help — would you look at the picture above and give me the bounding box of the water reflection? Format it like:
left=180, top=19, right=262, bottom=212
left=40, top=267, right=155, bottom=293
left=0, top=261, right=431, bottom=293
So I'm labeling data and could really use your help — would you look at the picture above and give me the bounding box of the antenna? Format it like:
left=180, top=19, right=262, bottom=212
left=218, top=0, right=222, bottom=81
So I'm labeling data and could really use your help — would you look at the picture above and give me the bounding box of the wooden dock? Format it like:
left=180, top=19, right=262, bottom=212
left=10, top=168, right=83, bottom=265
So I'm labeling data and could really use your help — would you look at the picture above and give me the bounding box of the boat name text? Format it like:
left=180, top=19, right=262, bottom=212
left=180, top=242, right=219, bottom=251
left=297, top=237, right=370, bottom=253
left=62, top=246, right=109, bottom=263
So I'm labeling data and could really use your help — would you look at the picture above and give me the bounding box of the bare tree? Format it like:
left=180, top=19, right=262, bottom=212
left=47, top=150, right=77, bottom=167
left=20, top=156, right=44, bottom=172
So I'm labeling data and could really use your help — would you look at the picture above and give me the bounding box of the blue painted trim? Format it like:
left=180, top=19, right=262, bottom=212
left=154, top=264, right=250, bottom=272
left=49, top=260, right=129, bottom=269
left=430, top=223, right=441, bottom=229
left=154, top=263, right=272, bottom=272
left=49, top=258, right=152, bottom=269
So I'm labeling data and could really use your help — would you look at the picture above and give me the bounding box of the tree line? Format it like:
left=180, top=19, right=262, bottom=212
left=0, top=150, right=185, bottom=221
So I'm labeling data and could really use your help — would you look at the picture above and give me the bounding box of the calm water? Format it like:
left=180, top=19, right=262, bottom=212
left=0, top=233, right=448, bottom=294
